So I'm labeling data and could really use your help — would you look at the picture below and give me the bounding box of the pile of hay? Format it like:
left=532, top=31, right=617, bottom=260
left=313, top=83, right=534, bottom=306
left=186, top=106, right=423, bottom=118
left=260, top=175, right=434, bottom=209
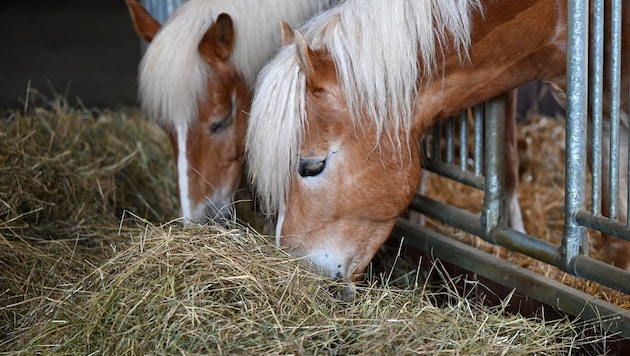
left=0, top=92, right=178, bottom=341
left=0, top=92, right=178, bottom=239
left=0, top=93, right=615, bottom=353
left=2, top=222, right=609, bottom=354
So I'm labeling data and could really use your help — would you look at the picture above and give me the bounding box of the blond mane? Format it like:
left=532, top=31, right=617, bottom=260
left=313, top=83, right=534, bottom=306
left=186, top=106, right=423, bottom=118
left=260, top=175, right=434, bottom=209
left=138, top=0, right=333, bottom=129
left=246, top=0, right=482, bottom=215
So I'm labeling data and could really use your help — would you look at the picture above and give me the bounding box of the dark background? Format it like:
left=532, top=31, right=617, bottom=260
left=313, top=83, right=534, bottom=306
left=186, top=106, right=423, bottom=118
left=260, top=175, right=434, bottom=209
left=0, top=1, right=141, bottom=110
left=0, top=1, right=563, bottom=117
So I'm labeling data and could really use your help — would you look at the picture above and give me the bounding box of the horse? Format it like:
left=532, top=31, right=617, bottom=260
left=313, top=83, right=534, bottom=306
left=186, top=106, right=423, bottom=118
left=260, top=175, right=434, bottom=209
left=246, top=0, right=630, bottom=299
left=125, top=0, right=334, bottom=224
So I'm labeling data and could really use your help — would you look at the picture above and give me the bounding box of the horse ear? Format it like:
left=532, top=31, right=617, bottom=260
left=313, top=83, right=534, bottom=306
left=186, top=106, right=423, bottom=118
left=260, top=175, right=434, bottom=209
left=125, top=0, right=161, bottom=43
left=200, top=13, right=235, bottom=61
left=294, top=30, right=316, bottom=78
left=279, top=21, right=294, bottom=46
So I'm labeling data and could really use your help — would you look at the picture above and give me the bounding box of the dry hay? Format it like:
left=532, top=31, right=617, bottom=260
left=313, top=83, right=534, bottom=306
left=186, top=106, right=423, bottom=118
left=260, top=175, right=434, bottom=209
left=0, top=91, right=178, bottom=239
left=420, top=114, right=630, bottom=310
left=2, top=221, right=609, bottom=355
left=0, top=93, right=617, bottom=354
left=0, top=91, right=178, bottom=340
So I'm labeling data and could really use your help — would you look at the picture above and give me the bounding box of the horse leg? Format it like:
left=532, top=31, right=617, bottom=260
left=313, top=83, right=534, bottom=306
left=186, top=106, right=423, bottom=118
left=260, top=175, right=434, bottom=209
left=599, top=118, right=630, bottom=270
left=504, top=89, right=526, bottom=233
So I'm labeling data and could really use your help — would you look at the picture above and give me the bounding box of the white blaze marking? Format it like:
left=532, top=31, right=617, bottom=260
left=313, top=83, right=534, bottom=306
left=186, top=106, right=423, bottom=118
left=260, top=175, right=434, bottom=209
left=176, top=124, right=192, bottom=223
left=275, top=201, right=286, bottom=246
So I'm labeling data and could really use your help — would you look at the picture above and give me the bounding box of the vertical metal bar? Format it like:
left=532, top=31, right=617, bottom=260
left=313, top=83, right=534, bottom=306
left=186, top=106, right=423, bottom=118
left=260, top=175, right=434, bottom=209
left=620, top=0, right=630, bottom=227
left=473, top=104, right=484, bottom=176
left=141, top=0, right=185, bottom=23
left=139, top=0, right=186, bottom=53
left=608, top=0, right=622, bottom=220
left=460, top=111, right=469, bottom=171
left=591, top=0, right=604, bottom=216
left=482, top=96, right=506, bottom=240
left=446, top=117, right=455, bottom=164
left=563, top=0, right=589, bottom=273
left=432, top=123, right=442, bottom=161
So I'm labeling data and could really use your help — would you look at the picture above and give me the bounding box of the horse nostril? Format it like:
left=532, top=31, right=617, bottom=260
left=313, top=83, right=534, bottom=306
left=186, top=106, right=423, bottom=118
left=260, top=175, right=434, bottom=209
left=298, top=158, right=325, bottom=177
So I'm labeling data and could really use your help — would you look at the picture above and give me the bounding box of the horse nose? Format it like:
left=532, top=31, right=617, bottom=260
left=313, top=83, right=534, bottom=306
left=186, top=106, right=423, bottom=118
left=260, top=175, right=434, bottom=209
left=202, top=191, right=235, bottom=225
left=208, top=205, right=234, bottom=226
left=180, top=208, right=232, bottom=226
left=207, top=202, right=236, bottom=227
left=218, top=209, right=234, bottom=225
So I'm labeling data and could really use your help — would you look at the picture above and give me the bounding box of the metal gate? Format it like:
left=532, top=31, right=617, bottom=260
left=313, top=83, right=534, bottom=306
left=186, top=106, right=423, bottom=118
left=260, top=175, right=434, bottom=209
left=138, top=0, right=186, bottom=53
left=396, top=0, right=630, bottom=338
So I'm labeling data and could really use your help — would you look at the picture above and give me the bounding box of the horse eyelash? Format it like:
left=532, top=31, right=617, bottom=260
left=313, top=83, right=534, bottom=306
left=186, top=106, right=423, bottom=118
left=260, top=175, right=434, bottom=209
left=210, top=113, right=232, bottom=134
left=210, top=97, right=238, bottom=134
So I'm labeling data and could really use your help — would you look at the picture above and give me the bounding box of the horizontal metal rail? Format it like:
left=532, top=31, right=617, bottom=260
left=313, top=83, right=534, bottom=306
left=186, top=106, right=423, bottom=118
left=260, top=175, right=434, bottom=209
left=393, top=219, right=630, bottom=339
left=421, top=160, right=484, bottom=190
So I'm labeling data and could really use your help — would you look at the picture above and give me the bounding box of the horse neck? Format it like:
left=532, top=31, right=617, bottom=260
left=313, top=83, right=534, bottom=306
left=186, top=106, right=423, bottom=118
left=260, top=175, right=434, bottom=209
left=413, top=0, right=567, bottom=134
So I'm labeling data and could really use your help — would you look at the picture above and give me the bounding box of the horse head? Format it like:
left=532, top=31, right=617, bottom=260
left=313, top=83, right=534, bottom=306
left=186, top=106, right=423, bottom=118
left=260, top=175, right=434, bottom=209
left=249, top=25, right=423, bottom=299
left=127, top=0, right=249, bottom=224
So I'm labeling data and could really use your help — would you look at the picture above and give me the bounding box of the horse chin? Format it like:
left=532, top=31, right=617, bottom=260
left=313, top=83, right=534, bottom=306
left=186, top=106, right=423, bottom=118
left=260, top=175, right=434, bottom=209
left=283, top=243, right=362, bottom=302
left=337, top=282, right=357, bottom=302
left=280, top=231, right=374, bottom=284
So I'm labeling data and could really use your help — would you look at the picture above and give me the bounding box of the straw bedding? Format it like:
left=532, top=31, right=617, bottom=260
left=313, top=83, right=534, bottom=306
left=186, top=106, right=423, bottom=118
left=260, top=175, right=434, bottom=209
left=0, top=92, right=619, bottom=354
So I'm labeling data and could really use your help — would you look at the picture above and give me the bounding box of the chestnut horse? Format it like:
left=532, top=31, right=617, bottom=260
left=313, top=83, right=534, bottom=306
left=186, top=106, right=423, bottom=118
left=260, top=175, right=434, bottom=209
left=125, top=0, right=333, bottom=224
left=246, top=0, right=630, bottom=297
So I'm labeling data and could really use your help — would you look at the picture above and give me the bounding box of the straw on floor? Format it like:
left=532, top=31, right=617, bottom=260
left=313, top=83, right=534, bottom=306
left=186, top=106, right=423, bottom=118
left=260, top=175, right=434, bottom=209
left=0, top=92, right=618, bottom=354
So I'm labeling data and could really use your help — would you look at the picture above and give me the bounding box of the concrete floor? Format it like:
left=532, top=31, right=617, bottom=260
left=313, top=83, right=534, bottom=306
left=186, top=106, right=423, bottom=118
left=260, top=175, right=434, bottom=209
left=0, top=1, right=141, bottom=110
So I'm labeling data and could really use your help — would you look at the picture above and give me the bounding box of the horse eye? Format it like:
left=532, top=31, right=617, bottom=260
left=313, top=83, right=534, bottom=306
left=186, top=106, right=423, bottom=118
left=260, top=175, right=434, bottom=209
left=210, top=113, right=232, bottom=134
left=210, top=96, right=237, bottom=134
left=298, top=158, right=326, bottom=177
